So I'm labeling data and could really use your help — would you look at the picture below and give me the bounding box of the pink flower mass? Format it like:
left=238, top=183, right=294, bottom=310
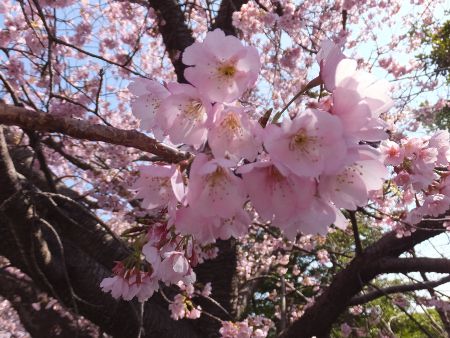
left=107, top=30, right=397, bottom=305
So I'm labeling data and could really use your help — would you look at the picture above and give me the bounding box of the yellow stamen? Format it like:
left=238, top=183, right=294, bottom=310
left=218, top=64, right=236, bottom=77
left=221, top=112, right=242, bottom=135
left=185, top=100, right=205, bottom=120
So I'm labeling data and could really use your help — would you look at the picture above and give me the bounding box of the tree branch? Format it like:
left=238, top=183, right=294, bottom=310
left=0, top=103, right=189, bottom=163
left=0, top=266, right=99, bottom=338
left=349, top=275, right=450, bottom=305
left=147, top=0, right=195, bottom=82
left=349, top=210, right=363, bottom=255
left=372, top=257, right=450, bottom=275
left=212, top=0, right=249, bottom=36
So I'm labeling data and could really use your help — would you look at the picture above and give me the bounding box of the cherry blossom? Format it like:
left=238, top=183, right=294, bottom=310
left=156, top=83, right=212, bottom=149
left=1, top=1, right=448, bottom=334
left=318, top=41, right=392, bottom=143
left=131, top=164, right=185, bottom=212
left=264, top=109, right=347, bottom=177
left=182, top=29, right=260, bottom=103
left=319, top=146, right=388, bottom=210
left=238, top=160, right=315, bottom=223
left=159, top=251, right=195, bottom=285
left=129, top=79, right=170, bottom=137
left=380, top=140, right=405, bottom=166
left=208, top=104, right=262, bottom=161
left=185, top=154, right=246, bottom=219
left=176, top=206, right=250, bottom=244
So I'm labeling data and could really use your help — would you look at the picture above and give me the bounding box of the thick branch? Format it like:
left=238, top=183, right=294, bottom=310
left=372, top=257, right=450, bottom=275
left=148, top=0, right=195, bottom=82
left=349, top=275, right=450, bottom=305
left=0, top=103, right=189, bottom=163
left=0, top=266, right=99, bottom=338
left=212, top=0, right=249, bottom=36
left=0, top=126, right=201, bottom=337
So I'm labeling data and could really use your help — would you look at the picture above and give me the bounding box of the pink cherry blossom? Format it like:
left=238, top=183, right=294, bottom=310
left=156, top=83, right=212, bottom=149
left=100, top=259, right=160, bottom=302
left=331, top=80, right=390, bottom=143
left=422, top=194, right=450, bottom=217
left=176, top=206, right=250, bottom=244
left=142, top=243, right=161, bottom=274
left=168, top=294, right=187, bottom=320
left=318, top=41, right=392, bottom=143
left=186, top=154, right=246, bottom=218
left=380, top=140, right=404, bottom=166
left=129, top=79, right=170, bottom=136
left=208, top=104, right=262, bottom=161
left=428, top=130, right=450, bottom=166
left=159, top=251, right=195, bottom=285
left=182, top=29, right=260, bottom=103
left=132, top=164, right=185, bottom=211
left=187, top=307, right=201, bottom=319
left=135, top=276, right=159, bottom=302
left=263, top=109, right=347, bottom=177
left=316, top=39, right=346, bottom=92
left=319, top=146, right=388, bottom=210
left=238, top=160, right=315, bottom=223
left=280, top=197, right=336, bottom=239
left=100, top=275, right=132, bottom=300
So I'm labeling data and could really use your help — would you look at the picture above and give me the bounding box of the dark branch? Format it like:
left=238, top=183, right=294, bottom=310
left=0, top=103, right=189, bottom=163
left=0, top=266, right=99, bottom=338
left=349, top=210, right=363, bottom=255
left=372, top=257, right=450, bottom=275
left=212, top=0, right=249, bottom=36
left=349, top=275, right=450, bottom=305
left=148, top=0, right=195, bottom=82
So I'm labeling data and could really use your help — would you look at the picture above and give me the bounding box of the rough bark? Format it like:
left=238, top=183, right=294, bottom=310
left=0, top=266, right=99, bottom=338
left=148, top=0, right=195, bottom=83
left=212, top=0, right=249, bottom=36
left=0, top=126, right=202, bottom=338
left=0, top=103, right=188, bottom=163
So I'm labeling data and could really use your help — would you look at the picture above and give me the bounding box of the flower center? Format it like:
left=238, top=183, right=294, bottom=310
left=185, top=100, right=205, bottom=120
left=221, top=112, right=242, bottom=135
left=207, top=167, right=227, bottom=187
left=218, top=63, right=236, bottom=77
left=289, top=129, right=313, bottom=152
left=387, top=147, right=399, bottom=158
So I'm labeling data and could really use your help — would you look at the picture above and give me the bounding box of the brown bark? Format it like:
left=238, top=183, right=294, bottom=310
left=0, top=126, right=201, bottom=338
left=212, top=0, right=249, bottom=36
left=0, top=266, right=99, bottom=338
left=0, top=103, right=189, bottom=163
left=147, top=0, right=195, bottom=83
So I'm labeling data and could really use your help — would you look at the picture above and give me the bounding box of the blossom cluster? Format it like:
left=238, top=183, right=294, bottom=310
left=219, top=315, right=273, bottom=338
left=101, top=29, right=392, bottom=304
left=378, top=131, right=450, bottom=235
